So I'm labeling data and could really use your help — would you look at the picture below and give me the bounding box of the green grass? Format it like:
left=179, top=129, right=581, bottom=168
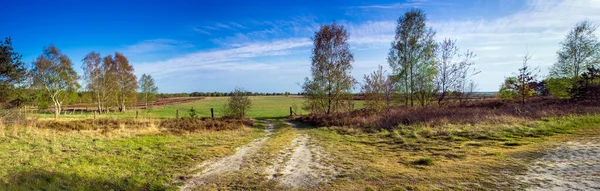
left=15, top=97, right=600, bottom=190
left=151, top=96, right=307, bottom=119
left=0, top=126, right=264, bottom=190
left=301, top=114, right=600, bottom=190
left=35, top=96, right=365, bottom=120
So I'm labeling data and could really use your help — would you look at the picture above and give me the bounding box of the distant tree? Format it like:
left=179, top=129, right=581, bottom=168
left=225, top=87, right=252, bottom=118
left=499, top=77, right=518, bottom=100
left=545, top=77, right=571, bottom=98
left=388, top=9, right=437, bottom=106
left=505, top=54, right=539, bottom=104
left=533, top=80, right=549, bottom=96
left=101, top=55, right=119, bottom=112
left=303, top=22, right=356, bottom=114
left=548, top=20, right=600, bottom=96
left=30, top=45, right=80, bottom=119
left=139, top=74, right=158, bottom=109
left=112, top=53, right=138, bottom=112
left=434, top=39, right=478, bottom=105
left=0, top=37, right=27, bottom=106
left=82, top=52, right=106, bottom=113
left=456, top=81, right=478, bottom=105
left=568, top=66, right=600, bottom=101
left=361, top=65, right=394, bottom=112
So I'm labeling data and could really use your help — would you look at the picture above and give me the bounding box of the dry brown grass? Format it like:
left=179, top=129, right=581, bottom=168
left=298, top=97, right=600, bottom=131
left=159, top=117, right=252, bottom=134
left=23, top=117, right=252, bottom=136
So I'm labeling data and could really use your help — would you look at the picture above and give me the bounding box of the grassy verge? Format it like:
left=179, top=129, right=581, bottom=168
left=304, top=115, right=600, bottom=190
left=0, top=125, right=264, bottom=190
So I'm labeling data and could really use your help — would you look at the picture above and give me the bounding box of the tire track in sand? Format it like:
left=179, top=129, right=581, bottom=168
left=265, top=122, right=336, bottom=189
left=179, top=122, right=274, bottom=191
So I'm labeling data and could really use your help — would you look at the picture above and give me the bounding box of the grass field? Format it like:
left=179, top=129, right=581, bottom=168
left=4, top=97, right=600, bottom=190
left=35, top=96, right=365, bottom=120
left=0, top=123, right=265, bottom=190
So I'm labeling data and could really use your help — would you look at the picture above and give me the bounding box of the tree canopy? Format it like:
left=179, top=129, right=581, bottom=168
left=30, top=45, right=80, bottom=119
left=388, top=9, right=437, bottom=106
left=0, top=37, right=27, bottom=105
left=303, top=22, right=355, bottom=114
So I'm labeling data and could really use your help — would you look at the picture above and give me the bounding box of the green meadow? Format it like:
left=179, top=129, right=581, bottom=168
left=34, top=96, right=365, bottom=120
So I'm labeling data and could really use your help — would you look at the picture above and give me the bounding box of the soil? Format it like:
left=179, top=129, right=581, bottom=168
left=518, top=141, right=600, bottom=191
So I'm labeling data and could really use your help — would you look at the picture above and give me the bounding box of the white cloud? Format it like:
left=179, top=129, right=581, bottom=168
left=211, top=16, right=320, bottom=46
left=193, top=27, right=211, bottom=35
left=135, top=38, right=312, bottom=79
left=349, top=0, right=428, bottom=9
left=124, top=39, right=194, bottom=54
left=215, top=22, right=233, bottom=30
left=229, top=22, right=247, bottom=29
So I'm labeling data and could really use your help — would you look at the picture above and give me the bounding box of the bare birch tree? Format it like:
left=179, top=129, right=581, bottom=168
left=361, top=65, right=395, bottom=112
left=435, top=39, right=478, bottom=105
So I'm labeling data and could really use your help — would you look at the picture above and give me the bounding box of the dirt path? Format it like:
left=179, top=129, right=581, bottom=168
left=265, top=122, right=336, bottom=189
left=519, top=141, right=600, bottom=191
left=179, top=122, right=274, bottom=191
left=179, top=121, right=335, bottom=190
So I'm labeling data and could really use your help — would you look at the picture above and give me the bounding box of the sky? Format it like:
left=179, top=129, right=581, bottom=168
left=1, top=0, right=600, bottom=93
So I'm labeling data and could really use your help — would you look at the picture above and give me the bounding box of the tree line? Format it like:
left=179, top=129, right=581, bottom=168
left=303, top=8, right=600, bottom=114
left=303, top=9, right=480, bottom=114
left=0, top=43, right=158, bottom=119
left=156, top=91, right=296, bottom=98
left=500, top=20, right=600, bottom=103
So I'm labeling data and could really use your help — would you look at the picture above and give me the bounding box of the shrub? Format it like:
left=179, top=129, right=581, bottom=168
left=413, top=157, right=433, bottom=166
left=189, top=107, right=197, bottom=118
left=224, top=87, right=252, bottom=119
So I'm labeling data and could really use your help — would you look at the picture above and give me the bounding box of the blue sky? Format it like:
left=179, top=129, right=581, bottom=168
left=2, top=0, right=599, bottom=93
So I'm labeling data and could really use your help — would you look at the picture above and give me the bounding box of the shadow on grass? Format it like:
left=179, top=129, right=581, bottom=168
left=0, top=168, right=168, bottom=191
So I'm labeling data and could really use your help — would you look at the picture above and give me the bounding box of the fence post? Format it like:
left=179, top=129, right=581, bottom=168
left=290, top=107, right=293, bottom=116
left=211, top=108, right=214, bottom=118
left=136, top=110, right=138, bottom=119
left=176, top=109, right=179, bottom=119
left=93, top=110, right=96, bottom=120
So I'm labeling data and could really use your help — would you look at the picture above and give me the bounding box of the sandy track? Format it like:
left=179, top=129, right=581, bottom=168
left=519, top=141, right=600, bottom=191
left=265, top=122, right=336, bottom=189
left=179, top=122, right=274, bottom=191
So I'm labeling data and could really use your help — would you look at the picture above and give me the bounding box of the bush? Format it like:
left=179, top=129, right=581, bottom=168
left=545, top=77, right=571, bottom=98
left=224, top=87, right=252, bottom=119
left=189, top=107, right=197, bottom=118
left=413, top=157, right=433, bottom=166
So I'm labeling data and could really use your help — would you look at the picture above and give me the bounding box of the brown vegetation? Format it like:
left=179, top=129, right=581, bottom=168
left=297, top=97, right=600, bottom=131
left=35, top=119, right=152, bottom=132
left=29, top=117, right=251, bottom=134
left=160, top=117, right=252, bottom=133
